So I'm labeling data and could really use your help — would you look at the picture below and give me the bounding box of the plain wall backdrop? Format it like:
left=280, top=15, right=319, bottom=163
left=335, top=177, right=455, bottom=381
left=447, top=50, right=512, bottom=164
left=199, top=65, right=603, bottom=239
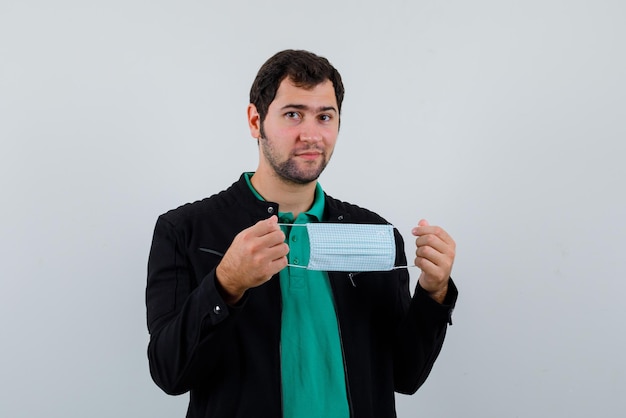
left=1, top=1, right=625, bottom=417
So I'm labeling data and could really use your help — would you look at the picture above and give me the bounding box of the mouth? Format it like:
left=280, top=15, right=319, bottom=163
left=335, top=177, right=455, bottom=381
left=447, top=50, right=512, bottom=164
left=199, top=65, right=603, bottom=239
left=294, top=149, right=324, bottom=160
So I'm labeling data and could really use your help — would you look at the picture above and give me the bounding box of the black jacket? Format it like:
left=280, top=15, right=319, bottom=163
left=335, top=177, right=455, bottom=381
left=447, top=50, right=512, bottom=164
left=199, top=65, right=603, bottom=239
left=146, top=174, right=457, bottom=418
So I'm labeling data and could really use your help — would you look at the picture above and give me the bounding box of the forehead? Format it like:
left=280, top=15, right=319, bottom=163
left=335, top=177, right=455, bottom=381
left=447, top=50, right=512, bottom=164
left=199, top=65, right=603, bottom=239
left=271, top=78, right=337, bottom=109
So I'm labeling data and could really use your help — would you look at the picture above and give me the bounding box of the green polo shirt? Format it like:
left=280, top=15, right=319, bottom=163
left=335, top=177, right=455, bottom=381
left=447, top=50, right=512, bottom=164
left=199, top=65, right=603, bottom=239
left=244, top=173, right=349, bottom=418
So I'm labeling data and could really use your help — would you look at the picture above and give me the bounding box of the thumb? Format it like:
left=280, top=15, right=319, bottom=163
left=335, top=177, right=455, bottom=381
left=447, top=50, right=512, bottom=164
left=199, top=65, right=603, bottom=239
left=412, top=219, right=430, bottom=236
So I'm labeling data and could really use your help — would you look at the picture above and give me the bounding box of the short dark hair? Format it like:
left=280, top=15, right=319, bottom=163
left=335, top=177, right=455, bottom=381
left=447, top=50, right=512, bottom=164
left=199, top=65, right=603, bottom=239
left=249, top=49, right=345, bottom=123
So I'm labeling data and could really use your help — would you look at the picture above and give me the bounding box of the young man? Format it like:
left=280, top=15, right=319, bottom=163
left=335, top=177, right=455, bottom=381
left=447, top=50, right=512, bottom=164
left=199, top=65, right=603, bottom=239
left=146, top=49, right=457, bottom=418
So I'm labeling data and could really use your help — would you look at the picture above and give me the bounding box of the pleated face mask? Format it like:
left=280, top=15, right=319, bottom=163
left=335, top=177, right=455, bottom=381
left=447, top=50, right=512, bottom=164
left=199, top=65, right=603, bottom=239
left=281, top=223, right=396, bottom=272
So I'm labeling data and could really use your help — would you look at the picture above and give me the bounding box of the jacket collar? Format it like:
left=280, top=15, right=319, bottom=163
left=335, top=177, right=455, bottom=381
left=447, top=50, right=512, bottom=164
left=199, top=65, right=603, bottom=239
left=233, top=173, right=352, bottom=223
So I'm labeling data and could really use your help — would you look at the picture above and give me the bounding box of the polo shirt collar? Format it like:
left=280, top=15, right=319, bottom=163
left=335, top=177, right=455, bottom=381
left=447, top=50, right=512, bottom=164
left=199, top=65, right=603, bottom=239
left=243, top=172, right=325, bottom=222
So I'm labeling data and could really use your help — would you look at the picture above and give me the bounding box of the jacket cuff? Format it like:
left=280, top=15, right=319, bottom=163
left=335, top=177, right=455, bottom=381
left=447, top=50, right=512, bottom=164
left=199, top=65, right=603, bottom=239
left=196, top=271, right=248, bottom=329
left=415, top=277, right=458, bottom=325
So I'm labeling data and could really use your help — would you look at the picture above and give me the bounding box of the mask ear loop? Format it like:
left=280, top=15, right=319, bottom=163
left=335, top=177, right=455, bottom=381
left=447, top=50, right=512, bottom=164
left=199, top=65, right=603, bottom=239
left=393, top=265, right=420, bottom=270
left=279, top=223, right=308, bottom=269
left=283, top=264, right=419, bottom=272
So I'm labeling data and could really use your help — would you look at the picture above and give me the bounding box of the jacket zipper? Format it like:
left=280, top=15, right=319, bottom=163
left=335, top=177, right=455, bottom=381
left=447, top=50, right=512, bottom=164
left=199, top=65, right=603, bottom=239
left=334, top=214, right=354, bottom=416
left=347, top=272, right=357, bottom=287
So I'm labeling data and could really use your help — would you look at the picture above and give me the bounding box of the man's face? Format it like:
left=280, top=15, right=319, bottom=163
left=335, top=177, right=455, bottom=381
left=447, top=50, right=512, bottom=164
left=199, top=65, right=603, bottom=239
left=249, top=78, right=339, bottom=185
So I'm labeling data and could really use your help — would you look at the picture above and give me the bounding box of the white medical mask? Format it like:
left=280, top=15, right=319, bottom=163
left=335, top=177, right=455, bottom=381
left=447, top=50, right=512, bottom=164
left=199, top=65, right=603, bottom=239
left=280, top=223, right=397, bottom=272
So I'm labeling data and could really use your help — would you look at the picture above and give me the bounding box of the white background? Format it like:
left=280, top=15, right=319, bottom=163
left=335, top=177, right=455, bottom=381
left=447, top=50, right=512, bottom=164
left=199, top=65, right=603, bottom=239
left=1, top=1, right=625, bottom=417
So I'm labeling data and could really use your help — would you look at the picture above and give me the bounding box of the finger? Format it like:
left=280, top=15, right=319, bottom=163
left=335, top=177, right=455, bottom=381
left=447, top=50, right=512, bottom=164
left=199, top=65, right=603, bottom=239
left=266, top=241, right=290, bottom=260
left=265, top=255, right=289, bottom=278
left=413, top=225, right=455, bottom=248
left=415, top=233, right=455, bottom=256
left=259, top=243, right=289, bottom=276
left=240, top=217, right=285, bottom=248
left=414, top=255, right=438, bottom=275
left=249, top=215, right=282, bottom=237
left=415, top=242, right=449, bottom=267
left=270, top=250, right=289, bottom=265
left=414, top=254, right=451, bottom=281
left=255, top=228, right=287, bottom=250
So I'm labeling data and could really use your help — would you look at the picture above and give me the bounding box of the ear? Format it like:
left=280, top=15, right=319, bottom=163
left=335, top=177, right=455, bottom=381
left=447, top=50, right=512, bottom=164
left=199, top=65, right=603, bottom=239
left=247, top=104, right=261, bottom=139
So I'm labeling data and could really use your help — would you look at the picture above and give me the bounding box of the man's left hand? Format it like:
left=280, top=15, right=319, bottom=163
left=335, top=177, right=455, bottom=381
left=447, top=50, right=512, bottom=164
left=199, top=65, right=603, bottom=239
left=411, top=219, right=456, bottom=304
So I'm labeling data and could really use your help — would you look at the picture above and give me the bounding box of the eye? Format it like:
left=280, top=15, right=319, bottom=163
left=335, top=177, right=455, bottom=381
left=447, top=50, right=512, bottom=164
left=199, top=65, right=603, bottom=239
left=318, top=114, right=333, bottom=122
left=285, top=111, right=301, bottom=120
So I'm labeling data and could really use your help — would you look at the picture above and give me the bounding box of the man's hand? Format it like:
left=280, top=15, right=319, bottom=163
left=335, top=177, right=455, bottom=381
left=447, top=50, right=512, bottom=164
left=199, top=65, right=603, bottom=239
left=216, top=216, right=289, bottom=304
left=412, top=219, right=456, bottom=304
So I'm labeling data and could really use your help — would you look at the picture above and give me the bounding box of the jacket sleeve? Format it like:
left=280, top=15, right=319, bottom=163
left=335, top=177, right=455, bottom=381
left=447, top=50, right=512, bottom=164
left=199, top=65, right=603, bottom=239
left=392, top=228, right=458, bottom=394
left=145, top=215, right=244, bottom=395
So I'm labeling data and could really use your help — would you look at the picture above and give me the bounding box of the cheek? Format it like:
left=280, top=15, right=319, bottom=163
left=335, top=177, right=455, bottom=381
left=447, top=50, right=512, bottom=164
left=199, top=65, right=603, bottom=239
left=324, top=129, right=339, bottom=145
left=267, top=123, right=297, bottom=139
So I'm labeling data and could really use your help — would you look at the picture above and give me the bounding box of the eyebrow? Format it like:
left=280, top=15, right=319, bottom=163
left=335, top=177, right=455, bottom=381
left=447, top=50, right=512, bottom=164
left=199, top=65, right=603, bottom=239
left=280, top=104, right=338, bottom=114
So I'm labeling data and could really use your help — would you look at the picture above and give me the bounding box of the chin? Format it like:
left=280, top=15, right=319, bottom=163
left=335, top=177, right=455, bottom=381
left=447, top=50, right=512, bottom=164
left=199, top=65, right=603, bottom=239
left=274, top=158, right=328, bottom=185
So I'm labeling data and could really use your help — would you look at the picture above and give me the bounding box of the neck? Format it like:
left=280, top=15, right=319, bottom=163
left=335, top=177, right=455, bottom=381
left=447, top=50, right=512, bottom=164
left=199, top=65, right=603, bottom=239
left=250, top=171, right=317, bottom=218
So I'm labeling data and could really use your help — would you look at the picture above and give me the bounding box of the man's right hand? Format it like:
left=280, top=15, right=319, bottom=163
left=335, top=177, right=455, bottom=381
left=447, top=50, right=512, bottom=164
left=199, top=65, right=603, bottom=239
left=216, top=215, right=289, bottom=304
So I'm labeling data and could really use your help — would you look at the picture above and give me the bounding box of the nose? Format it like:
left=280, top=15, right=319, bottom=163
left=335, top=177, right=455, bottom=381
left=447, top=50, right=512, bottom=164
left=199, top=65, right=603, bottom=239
left=300, top=123, right=322, bottom=143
